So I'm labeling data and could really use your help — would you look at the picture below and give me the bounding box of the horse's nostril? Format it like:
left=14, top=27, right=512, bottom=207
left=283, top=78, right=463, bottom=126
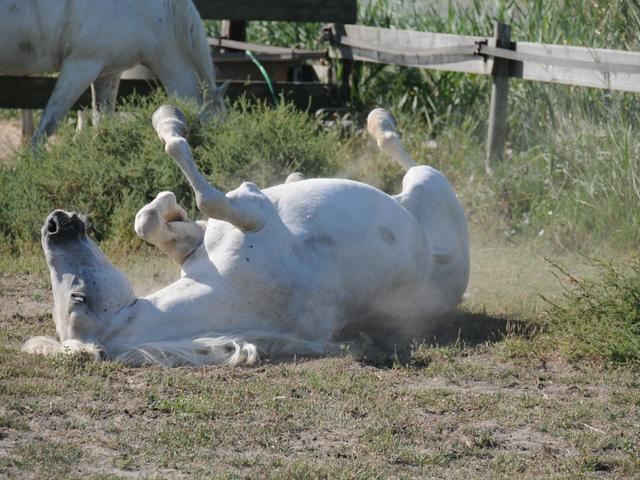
left=47, top=219, right=58, bottom=234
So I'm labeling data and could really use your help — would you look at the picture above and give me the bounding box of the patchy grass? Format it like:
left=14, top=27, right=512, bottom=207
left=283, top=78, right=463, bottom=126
left=1, top=242, right=638, bottom=478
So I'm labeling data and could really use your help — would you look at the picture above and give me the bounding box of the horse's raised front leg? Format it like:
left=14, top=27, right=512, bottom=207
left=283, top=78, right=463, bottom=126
left=151, top=105, right=264, bottom=232
left=32, top=59, right=103, bottom=146
left=135, top=191, right=205, bottom=266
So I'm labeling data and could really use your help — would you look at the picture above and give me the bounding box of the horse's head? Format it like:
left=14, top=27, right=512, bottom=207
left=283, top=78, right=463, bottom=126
left=40, top=210, right=135, bottom=349
left=204, top=80, right=230, bottom=119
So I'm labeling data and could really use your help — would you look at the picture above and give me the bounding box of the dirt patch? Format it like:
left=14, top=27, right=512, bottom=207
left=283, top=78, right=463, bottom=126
left=0, top=273, right=50, bottom=319
left=0, top=119, right=23, bottom=164
left=496, top=424, right=574, bottom=456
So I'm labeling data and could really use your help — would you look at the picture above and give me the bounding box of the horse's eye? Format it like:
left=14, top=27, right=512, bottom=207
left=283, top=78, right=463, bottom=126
left=70, top=292, right=86, bottom=304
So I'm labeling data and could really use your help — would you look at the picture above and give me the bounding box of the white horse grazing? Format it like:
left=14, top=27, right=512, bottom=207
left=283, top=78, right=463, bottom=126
left=23, top=107, right=469, bottom=366
left=0, top=0, right=225, bottom=145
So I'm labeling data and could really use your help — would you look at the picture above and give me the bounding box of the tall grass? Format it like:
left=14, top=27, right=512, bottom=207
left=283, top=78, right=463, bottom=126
left=235, top=0, right=640, bottom=131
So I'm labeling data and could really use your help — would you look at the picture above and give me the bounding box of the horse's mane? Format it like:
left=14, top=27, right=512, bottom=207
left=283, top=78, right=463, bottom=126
left=23, top=332, right=339, bottom=367
left=171, top=0, right=217, bottom=92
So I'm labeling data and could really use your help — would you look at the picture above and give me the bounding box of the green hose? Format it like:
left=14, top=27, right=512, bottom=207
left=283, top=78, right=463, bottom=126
left=245, top=49, right=278, bottom=106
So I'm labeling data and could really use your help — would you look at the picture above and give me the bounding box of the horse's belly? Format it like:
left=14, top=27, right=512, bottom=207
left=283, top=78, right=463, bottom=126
left=189, top=181, right=432, bottom=337
left=0, top=1, right=63, bottom=73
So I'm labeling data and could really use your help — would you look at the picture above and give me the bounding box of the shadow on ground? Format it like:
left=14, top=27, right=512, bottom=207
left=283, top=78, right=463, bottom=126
left=424, top=309, right=535, bottom=346
left=346, top=309, right=537, bottom=368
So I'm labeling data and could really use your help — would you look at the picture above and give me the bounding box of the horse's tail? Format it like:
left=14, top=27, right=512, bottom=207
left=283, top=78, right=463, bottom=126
left=171, top=0, right=224, bottom=107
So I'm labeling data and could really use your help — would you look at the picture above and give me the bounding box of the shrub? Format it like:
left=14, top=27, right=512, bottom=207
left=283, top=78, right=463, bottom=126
left=544, top=258, right=640, bottom=364
left=0, top=94, right=340, bottom=255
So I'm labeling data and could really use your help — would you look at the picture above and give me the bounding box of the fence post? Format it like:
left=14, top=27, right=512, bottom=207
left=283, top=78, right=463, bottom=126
left=221, top=20, right=247, bottom=41
left=486, top=22, right=511, bottom=167
left=21, top=109, right=34, bottom=143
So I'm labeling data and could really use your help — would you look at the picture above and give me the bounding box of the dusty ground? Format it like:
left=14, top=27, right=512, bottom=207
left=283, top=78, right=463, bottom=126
left=0, top=119, right=23, bottom=164
left=1, top=244, right=638, bottom=478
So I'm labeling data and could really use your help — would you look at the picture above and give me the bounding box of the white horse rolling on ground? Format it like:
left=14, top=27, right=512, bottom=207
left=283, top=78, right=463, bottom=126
left=22, top=107, right=470, bottom=366
left=0, top=0, right=226, bottom=145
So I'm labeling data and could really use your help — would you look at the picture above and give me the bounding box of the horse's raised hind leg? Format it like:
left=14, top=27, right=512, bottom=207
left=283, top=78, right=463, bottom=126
left=286, top=172, right=306, bottom=183
left=134, top=191, right=205, bottom=266
left=31, top=59, right=103, bottom=146
left=367, top=108, right=416, bottom=171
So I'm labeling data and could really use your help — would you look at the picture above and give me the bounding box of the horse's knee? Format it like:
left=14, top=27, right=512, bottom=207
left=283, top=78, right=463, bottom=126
left=134, top=206, right=163, bottom=242
left=135, top=191, right=204, bottom=264
left=195, top=190, right=226, bottom=219
left=135, top=191, right=185, bottom=242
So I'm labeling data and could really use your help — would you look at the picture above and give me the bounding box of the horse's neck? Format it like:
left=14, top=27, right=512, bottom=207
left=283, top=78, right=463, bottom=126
left=102, top=277, right=228, bottom=347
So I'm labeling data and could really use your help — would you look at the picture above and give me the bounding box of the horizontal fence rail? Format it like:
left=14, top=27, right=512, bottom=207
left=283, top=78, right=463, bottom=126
left=0, top=77, right=339, bottom=112
left=208, top=37, right=326, bottom=61
left=329, top=24, right=496, bottom=75
left=327, top=22, right=640, bottom=164
left=193, top=0, right=356, bottom=23
left=328, top=24, right=640, bottom=93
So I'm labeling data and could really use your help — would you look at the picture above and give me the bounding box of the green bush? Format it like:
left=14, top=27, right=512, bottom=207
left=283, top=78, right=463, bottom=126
left=545, top=258, right=640, bottom=364
left=0, top=94, right=340, bottom=255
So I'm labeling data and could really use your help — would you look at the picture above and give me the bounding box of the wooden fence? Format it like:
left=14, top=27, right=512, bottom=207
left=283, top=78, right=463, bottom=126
left=327, top=22, right=640, bottom=164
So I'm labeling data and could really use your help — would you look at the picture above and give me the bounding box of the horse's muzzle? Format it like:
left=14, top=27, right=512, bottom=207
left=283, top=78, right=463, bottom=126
left=43, top=210, right=86, bottom=241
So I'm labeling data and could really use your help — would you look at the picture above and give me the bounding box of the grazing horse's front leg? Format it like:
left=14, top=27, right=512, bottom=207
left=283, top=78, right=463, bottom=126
left=135, top=191, right=205, bottom=266
left=76, top=72, right=124, bottom=133
left=76, top=72, right=122, bottom=132
left=91, top=72, right=122, bottom=126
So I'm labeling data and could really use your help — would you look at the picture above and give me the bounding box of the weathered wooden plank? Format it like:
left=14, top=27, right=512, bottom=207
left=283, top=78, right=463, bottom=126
left=481, top=45, right=640, bottom=74
left=221, top=20, right=246, bottom=41
left=330, top=24, right=495, bottom=75
left=121, top=56, right=300, bottom=83
left=209, top=37, right=326, bottom=60
left=21, top=110, right=35, bottom=140
left=121, top=52, right=321, bottom=83
left=333, top=35, right=478, bottom=66
left=510, top=42, right=640, bottom=92
left=193, top=0, right=357, bottom=23
left=0, top=76, right=339, bottom=111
